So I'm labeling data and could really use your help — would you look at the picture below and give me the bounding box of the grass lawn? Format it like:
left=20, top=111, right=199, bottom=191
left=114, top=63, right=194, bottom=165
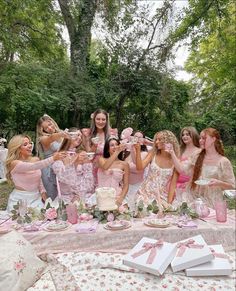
left=0, top=146, right=235, bottom=210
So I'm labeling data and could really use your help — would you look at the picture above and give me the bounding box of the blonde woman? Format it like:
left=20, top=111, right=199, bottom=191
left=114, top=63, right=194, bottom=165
left=6, top=135, right=66, bottom=212
left=36, top=114, right=69, bottom=200
left=135, top=130, right=180, bottom=211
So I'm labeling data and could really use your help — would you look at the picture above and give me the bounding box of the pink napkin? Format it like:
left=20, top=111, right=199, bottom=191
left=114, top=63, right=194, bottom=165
left=75, top=220, right=98, bottom=234
left=177, top=220, right=198, bottom=228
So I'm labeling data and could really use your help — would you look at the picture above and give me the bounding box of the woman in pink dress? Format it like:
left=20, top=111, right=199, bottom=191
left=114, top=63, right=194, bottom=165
left=135, top=130, right=180, bottom=212
left=97, top=137, right=129, bottom=206
left=5, top=135, right=66, bottom=212
left=169, top=126, right=200, bottom=204
left=168, top=128, right=235, bottom=207
left=82, top=109, right=118, bottom=185
left=52, top=128, right=95, bottom=204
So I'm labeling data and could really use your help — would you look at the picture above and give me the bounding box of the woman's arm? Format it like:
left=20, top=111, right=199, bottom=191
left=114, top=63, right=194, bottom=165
left=11, top=152, right=67, bottom=173
left=40, top=131, right=68, bottom=150
left=116, top=162, right=130, bottom=206
left=167, top=170, right=179, bottom=204
left=134, top=143, right=153, bottom=170
left=98, top=144, right=126, bottom=170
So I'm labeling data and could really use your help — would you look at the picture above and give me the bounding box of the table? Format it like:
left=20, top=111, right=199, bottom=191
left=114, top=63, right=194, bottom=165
left=21, top=213, right=236, bottom=255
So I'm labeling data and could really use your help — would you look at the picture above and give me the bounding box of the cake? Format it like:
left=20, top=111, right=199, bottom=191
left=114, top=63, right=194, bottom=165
left=96, top=187, right=117, bottom=211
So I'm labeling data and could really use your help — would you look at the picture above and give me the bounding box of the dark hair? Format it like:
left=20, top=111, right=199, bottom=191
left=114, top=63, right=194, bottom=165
left=90, top=109, right=110, bottom=140
left=103, top=137, right=124, bottom=160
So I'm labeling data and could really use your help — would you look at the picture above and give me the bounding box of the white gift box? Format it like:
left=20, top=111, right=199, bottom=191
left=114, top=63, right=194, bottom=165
left=123, top=237, right=177, bottom=276
left=171, top=234, right=214, bottom=272
left=186, top=244, right=232, bottom=276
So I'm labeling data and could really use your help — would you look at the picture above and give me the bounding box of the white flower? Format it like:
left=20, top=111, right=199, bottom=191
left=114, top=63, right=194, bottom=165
left=44, top=198, right=59, bottom=209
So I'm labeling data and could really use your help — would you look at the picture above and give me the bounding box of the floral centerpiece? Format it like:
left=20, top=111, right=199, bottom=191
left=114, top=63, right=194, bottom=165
left=76, top=201, right=132, bottom=223
left=11, top=198, right=68, bottom=224
left=136, top=200, right=199, bottom=219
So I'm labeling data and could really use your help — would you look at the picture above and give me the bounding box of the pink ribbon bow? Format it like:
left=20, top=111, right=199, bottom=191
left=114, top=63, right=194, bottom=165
left=210, top=248, right=229, bottom=260
left=131, top=239, right=164, bottom=264
left=176, top=239, right=204, bottom=257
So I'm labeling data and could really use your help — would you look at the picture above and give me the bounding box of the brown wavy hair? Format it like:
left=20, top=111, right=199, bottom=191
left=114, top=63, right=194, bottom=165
left=191, top=128, right=225, bottom=189
left=180, top=126, right=200, bottom=154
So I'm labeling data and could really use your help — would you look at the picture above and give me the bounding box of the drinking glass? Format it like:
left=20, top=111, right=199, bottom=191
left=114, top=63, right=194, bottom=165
left=215, top=200, right=227, bottom=223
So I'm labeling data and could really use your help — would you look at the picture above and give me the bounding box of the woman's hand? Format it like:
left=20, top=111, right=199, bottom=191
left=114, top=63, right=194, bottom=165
left=53, top=151, right=68, bottom=161
left=133, top=143, right=141, bottom=152
left=76, top=151, right=89, bottom=164
left=41, top=192, right=48, bottom=202
left=115, top=144, right=126, bottom=154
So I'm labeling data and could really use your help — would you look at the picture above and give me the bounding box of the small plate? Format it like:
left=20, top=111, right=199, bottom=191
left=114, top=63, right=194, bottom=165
left=44, top=221, right=70, bottom=232
left=144, top=219, right=170, bottom=228
left=107, top=220, right=130, bottom=229
left=104, top=221, right=131, bottom=231
left=195, top=179, right=210, bottom=186
left=224, top=190, right=236, bottom=198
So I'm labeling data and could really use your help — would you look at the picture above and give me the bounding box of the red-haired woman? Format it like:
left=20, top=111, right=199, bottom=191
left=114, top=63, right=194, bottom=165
left=168, top=128, right=235, bottom=207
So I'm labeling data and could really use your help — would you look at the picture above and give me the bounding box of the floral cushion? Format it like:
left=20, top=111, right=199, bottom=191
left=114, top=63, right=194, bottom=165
left=0, top=230, right=46, bottom=291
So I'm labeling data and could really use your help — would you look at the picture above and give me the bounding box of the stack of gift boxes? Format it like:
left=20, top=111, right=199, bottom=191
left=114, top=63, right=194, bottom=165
left=123, top=235, right=232, bottom=277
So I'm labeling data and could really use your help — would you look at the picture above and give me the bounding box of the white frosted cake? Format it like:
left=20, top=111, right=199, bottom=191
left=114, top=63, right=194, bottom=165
left=96, top=187, right=117, bottom=211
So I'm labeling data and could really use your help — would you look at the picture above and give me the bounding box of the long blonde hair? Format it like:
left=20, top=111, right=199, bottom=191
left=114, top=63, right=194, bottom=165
left=5, top=135, right=31, bottom=182
left=153, top=130, right=180, bottom=157
left=36, top=114, right=60, bottom=154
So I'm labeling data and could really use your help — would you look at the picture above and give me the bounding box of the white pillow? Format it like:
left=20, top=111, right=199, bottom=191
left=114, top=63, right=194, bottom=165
left=0, top=230, right=46, bottom=291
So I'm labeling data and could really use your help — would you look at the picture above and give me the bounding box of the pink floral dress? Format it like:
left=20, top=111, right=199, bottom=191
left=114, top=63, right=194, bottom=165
left=136, top=158, right=174, bottom=206
left=52, top=161, right=95, bottom=203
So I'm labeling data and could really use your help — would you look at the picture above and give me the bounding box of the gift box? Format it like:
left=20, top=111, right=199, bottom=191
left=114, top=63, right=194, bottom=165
left=171, top=234, right=214, bottom=272
left=185, top=244, right=232, bottom=276
left=123, top=237, right=177, bottom=276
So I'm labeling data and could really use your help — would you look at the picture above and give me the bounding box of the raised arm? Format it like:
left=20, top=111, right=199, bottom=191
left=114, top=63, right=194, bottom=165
left=39, top=131, right=69, bottom=150
left=167, top=170, right=179, bottom=204
left=98, top=144, right=126, bottom=170
left=116, top=162, right=130, bottom=206
left=134, top=143, right=153, bottom=170
left=11, top=152, right=67, bottom=173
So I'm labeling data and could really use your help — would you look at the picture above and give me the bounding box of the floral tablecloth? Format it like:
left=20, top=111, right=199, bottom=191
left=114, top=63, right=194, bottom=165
left=28, top=250, right=236, bottom=291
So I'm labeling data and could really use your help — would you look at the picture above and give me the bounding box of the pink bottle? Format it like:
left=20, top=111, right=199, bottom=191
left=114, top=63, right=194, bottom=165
left=66, top=204, right=78, bottom=224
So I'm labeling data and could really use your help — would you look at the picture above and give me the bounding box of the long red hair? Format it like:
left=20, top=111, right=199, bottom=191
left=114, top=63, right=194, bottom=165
left=191, top=128, right=225, bottom=189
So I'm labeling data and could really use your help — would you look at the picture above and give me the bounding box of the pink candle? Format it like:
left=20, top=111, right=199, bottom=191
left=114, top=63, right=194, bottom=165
left=66, top=204, right=78, bottom=224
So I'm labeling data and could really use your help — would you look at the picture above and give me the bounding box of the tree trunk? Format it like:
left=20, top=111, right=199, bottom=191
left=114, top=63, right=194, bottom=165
left=58, top=0, right=97, bottom=75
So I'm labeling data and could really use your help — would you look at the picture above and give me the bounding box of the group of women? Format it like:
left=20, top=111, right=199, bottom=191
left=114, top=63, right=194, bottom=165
left=5, top=109, right=235, bottom=213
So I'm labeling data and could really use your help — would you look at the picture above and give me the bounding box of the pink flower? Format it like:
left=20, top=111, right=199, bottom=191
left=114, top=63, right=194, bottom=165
left=79, top=213, right=93, bottom=221
left=45, top=208, right=57, bottom=220
left=107, top=213, right=115, bottom=222
left=14, top=261, right=26, bottom=273
left=121, top=127, right=133, bottom=140
left=118, top=205, right=126, bottom=213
